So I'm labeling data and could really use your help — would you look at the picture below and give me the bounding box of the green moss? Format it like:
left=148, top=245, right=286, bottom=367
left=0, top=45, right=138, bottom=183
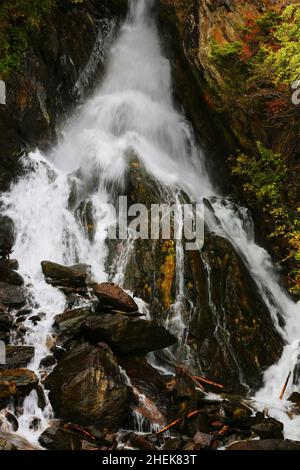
left=0, top=0, right=86, bottom=79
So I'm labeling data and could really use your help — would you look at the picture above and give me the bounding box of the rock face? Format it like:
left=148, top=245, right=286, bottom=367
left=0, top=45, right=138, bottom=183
left=45, top=343, right=129, bottom=430
left=93, top=283, right=138, bottom=313
left=187, top=234, right=283, bottom=390
left=84, top=313, right=176, bottom=355
left=116, top=161, right=282, bottom=391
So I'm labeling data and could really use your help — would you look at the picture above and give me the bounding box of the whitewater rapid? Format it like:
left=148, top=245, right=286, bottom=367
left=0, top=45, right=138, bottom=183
left=0, top=0, right=300, bottom=444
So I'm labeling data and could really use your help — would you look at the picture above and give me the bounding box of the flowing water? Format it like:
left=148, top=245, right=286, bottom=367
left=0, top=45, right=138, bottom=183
left=1, top=0, right=300, bottom=446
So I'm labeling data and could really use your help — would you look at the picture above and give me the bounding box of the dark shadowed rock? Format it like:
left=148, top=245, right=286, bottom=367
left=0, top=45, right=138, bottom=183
left=0, top=305, right=14, bottom=332
left=39, top=423, right=82, bottom=450
left=122, top=432, right=156, bottom=450
left=0, top=282, right=26, bottom=309
left=93, top=283, right=138, bottom=313
left=0, top=263, right=24, bottom=286
left=41, top=261, right=91, bottom=287
left=227, top=439, right=300, bottom=450
left=45, top=343, right=129, bottom=430
left=0, top=216, right=15, bottom=253
left=0, top=346, right=35, bottom=369
left=0, top=369, right=38, bottom=398
left=251, top=418, right=284, bottom=440
left=84, top=313, right=176, bottom=355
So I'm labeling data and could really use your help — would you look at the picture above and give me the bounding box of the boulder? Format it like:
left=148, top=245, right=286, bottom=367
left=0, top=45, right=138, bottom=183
left=227, top=439, right=300, bottom=450
left=93, top=283, right=138, bottom=313
left=45, top=343, right=129, bottom=430
left=0, top=369, right=38, bottom=398
left=39, top=424, right=82, bottom=450
left=0, top=346, right=34, bottom=369
left=251, top=418, right=284, bottom=440
left=83, top=313, right=176, bottom=355
left=0, top=263, right=24, bottom=286
left=0, top=282, right=26, bottom=309
left=41, top=261, right=90, bottom=287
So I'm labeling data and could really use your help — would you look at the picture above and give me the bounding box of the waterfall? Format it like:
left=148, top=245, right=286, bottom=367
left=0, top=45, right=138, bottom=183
left=1, top=0, right=300, bottom=445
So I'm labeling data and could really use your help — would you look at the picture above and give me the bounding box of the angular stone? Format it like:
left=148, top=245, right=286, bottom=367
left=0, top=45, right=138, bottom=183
left=54, top=306, right=93, bottom=345
left=93, top=283, right=138, bottom=313
left=251, top=418, right=284, bottom=440
left=0, top=369, right=38, bottom=397
left=39, top=424, right=82, bottom=450
left=0, top=282, right=26, bottom=309
left=45, top=343, right=129, bottom=430
left=41, top=261, right=90, bottom=287
left=84, top=313, right=176, bottom=355
left=1, top=346, right=34, bottom=369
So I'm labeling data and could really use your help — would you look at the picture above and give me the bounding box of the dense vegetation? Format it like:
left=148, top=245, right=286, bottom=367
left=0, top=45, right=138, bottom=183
left=0, top=0, right=83, bottom=79
left=209, top=5, right=300, bottom=294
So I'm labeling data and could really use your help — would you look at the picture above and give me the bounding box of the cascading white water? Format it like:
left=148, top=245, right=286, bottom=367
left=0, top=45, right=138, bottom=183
left=1, top=0, right=300, bottom=445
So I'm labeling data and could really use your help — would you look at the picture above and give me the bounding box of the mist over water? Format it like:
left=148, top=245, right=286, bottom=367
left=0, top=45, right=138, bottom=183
left=1, top=0, right=300, bottom=445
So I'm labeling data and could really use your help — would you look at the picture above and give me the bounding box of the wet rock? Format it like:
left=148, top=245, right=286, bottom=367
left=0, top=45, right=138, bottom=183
left=0, top=346, right=35, bottom=369
left=41, top=261, right=91, bottom=288
left=227, top=439, right=300, bottom=450
left=288, top=392, right=300, bottom=406
left=29, top=312, right=46, bottom=325
left=36, top=384, right=47, bottom=410
left=0, top=263, right=24, bottom=286
left=54, top=306, right=94, bottom=345
left=0, top=282, right=26, bottom=309
left=0, top=305, right=14, bottom=332
left=4, top=260, right=19, bottom=271
left=0, top=381, right=17, bottom=399
left=163, top=437, right=184, bottom=450
left=251, top=418, right=284, bottom=440
left=0, top=216, right=15, bottom=254
left=188, top=235, right=283, bottom=391
left=39, top=423, right=82, bottom=450
left=194, top=432, right=214, bottom=448
left=4, top=411, right=18, bottom=432
left=40, top=355, right=56, bottom=368
left=84, top=313, right=176, bottom=355
left=0, top=369, right=38, bottom=398
left=45, top=343, right=129, bottom=429
left=93, top=283, right=138, bottom=313
left=123, top=432, right=156, bottom=450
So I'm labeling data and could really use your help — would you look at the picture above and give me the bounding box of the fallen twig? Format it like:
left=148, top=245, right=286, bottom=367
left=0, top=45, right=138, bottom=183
left=279, top=372, right=291, bottom=401
left=192, top=375, right=224, bottom=390
left=156, top=410, right=201, bottom=436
